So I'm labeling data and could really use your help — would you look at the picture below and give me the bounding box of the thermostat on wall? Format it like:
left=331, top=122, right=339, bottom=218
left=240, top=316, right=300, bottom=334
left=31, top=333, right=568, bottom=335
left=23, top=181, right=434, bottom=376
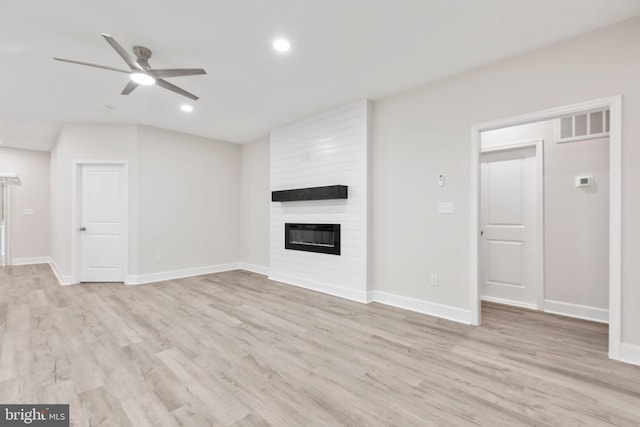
left=575, top=175, right=593, bottom=187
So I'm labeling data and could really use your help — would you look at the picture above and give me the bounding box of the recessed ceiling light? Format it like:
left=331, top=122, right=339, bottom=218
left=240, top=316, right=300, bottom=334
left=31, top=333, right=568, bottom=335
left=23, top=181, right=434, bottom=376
left=180, top=104, right=194, bottom=112
left=273, top=39, right=291, bottom=52
left=130, top=72, right=156, bottom=86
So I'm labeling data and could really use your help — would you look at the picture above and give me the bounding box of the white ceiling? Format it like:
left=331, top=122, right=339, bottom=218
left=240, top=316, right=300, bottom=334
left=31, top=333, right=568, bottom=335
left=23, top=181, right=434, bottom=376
left=1, top=0, right=639, bottom=151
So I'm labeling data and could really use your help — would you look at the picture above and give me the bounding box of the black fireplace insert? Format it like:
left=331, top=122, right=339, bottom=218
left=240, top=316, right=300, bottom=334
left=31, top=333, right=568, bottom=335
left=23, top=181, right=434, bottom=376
left=285, top=223, right=341, bottom=255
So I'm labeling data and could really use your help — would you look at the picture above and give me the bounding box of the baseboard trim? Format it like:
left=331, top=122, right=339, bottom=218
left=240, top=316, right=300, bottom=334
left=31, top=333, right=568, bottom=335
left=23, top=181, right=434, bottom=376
left=544, top=299, right=608, bottom=324
left=125, top=262, right=241, bottom=285
left=238, top=262, right=269, bottom=276
left=268, top=271, right=369, bottom=303
left=370, top=290, right=472, bottom=324
left=481, top=295, right=539, bottom=311
left=48, top=258, right=75, bottom=286
left=619, top=343, right=640, bottom=366
left=12, top=257, right=50, bottom=266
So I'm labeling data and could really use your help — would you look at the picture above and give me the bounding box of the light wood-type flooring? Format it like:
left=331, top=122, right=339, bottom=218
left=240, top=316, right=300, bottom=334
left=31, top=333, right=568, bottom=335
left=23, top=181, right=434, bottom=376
left=1, top=264, right=639, bottom=426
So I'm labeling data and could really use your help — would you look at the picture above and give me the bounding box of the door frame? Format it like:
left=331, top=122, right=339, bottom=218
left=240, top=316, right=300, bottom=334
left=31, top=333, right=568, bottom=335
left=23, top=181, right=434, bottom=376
left=470, top=95, right=622, bottom=361
left=71, top=160, right=129, bottom=284
left=480, top=139, right=544, bottom=310
left=0, top=175, right=17, bottom=266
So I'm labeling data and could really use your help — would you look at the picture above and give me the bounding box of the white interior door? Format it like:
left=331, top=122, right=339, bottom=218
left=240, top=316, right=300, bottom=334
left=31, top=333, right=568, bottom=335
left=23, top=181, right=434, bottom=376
left=480, top=145, right=539, bottom=309
left=80, top=165, right=126, bottom=282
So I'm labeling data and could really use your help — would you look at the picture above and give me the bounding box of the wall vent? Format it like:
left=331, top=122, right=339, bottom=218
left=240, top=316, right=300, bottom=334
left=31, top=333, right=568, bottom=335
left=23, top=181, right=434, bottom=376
left=556, top=109, right=610, bottom=143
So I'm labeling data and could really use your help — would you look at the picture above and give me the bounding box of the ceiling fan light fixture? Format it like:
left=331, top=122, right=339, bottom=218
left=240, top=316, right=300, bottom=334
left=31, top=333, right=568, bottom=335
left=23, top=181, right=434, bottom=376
left=54, top=34, right=204, bottom=99
left=130, top=72, right=155, bottom=86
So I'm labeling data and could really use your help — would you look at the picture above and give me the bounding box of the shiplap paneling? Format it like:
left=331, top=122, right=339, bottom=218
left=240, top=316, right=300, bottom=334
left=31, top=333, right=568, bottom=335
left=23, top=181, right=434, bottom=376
left=270, top=100, right=371, bottom=302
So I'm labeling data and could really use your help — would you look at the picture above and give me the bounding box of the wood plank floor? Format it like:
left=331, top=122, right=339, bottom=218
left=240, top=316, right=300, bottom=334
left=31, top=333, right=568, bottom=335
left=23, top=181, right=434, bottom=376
left=1, top=264, right=639, bottom=426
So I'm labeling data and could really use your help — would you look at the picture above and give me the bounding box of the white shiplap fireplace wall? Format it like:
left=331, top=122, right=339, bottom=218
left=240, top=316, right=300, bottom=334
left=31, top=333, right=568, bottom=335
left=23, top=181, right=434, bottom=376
left=269, top=100, right=372, bottom=302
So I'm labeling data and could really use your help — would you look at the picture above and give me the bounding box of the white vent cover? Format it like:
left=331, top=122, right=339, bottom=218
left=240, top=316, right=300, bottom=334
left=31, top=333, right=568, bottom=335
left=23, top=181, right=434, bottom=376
left=557, top=109, right=610, bottom=143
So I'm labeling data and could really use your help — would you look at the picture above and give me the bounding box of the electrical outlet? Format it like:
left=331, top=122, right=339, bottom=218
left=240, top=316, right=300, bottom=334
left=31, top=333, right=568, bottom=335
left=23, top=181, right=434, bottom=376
left=430, top=273, right=438, bottom=286
left=438, top=202, right=454, bottom=214
left=156, top=253, right=164, bottom=263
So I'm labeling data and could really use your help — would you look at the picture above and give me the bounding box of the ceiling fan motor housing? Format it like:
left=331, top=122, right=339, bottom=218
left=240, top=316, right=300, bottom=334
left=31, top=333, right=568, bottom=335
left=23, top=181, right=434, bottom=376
left=132, top=46, right=152, bottom=69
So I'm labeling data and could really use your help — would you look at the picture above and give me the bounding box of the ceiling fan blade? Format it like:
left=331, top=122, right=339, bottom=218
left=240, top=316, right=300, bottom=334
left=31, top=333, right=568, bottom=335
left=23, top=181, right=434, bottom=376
left=148, top=68, right=207, bottom=79
left=121, top=80, right=138, bottom=95
left=155, top=79, right=199, bottom=100
left=101, top=33, right=142, bottom=71
left=53, top=57, right=130, bottom=73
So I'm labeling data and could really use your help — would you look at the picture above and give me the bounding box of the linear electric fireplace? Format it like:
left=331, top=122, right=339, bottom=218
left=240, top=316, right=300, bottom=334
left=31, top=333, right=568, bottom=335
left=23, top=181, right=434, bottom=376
left=285, top=223, right=341, bottom=255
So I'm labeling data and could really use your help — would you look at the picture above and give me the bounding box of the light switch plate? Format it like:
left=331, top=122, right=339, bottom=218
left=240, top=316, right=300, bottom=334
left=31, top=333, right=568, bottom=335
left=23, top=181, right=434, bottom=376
left=24, top=209, right=35, bottom=215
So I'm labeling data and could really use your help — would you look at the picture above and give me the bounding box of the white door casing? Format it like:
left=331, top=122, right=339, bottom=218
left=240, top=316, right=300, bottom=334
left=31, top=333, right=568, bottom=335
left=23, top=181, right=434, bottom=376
left=470, top=95, right=622, bottom=362
left=480, top=145, right=539, bottom=309
left=0, top=181, right=7, bottom=266
left=79, top=164, right=126, bottom=282
left=0, top=174, right=18, bottom=267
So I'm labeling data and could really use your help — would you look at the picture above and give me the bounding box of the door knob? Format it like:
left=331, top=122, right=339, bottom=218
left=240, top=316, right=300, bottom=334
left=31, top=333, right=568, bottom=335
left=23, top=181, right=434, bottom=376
left=79, top=227, right=87, bottom=231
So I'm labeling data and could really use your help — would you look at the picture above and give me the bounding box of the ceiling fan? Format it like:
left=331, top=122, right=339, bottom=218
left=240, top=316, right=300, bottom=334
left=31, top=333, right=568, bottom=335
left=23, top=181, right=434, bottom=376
left=54, top=33, right=206, bottom=100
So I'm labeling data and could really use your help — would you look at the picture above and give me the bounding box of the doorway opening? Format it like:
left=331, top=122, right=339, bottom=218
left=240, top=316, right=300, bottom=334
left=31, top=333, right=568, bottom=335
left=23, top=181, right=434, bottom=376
left=0, top=181, right=6, bottom=266
left=470, top=96, right=621, bottom=361
left=0, top=174, right=18, bottom=267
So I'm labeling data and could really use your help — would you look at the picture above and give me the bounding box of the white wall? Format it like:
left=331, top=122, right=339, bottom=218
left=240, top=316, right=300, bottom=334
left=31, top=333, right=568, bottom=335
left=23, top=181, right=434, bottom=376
left=0, top=147, right=50, bottom=261
left=372, top=16, right=640, bottom=345
left=546, top=135, right=609, bottom=310
left=136, top=125, right=241, bottom=277
left=240, top=136, right=270, bottom=272
left=50, top=124, right=138, bottom=281
left=50, top=123, right=241, bottom=283
left=481, top=121, right=609, bottom=318
left=270, top=100, right=372, bottom=302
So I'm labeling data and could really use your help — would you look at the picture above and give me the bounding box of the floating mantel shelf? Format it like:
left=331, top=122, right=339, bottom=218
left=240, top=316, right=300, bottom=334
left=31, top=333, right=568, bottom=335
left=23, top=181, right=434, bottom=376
left=271, top=185, right=348, bottom=202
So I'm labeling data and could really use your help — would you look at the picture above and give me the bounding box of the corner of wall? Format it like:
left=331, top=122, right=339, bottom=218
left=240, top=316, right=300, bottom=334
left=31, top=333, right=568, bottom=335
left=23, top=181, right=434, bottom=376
left=48, top=257, right=74, bottom=285
left=619, top=343, right=640, bottom=367
left=366, top=99, right=374, bottom=294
